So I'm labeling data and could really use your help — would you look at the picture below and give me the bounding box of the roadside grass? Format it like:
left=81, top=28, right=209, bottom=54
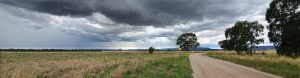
left=123, top=53, right=192, bottom=78
left=0, top=51, right=192, bottom=78
left=205, top=52, right=300, bottom=78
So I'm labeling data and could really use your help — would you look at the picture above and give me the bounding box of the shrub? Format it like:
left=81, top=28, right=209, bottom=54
left=148, top=47, right=155, bottom=54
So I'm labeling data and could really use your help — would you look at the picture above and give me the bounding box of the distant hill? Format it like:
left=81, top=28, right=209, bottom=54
left=159, top=47, right=216, bottom=51
left=125, top=46, right=275, bottom=51
left=254, top=46, right=275, bottom=50
left=195, top=47, right=215, bottom=51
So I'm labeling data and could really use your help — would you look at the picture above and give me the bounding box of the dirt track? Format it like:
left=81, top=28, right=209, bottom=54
left=189, top=53, right=281, bottom=78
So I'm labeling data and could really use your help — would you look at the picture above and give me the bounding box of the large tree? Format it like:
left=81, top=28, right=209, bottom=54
left=218, top=40, right=233, bottom=51
left=220, top=21, right=264, bottom=55
left=266, top=0, right=300, bottom=57
left=176, top=33, right=199, bottom=51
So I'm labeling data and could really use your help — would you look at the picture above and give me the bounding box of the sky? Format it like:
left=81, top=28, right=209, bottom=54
left=0, top=0, right=273, bottom=49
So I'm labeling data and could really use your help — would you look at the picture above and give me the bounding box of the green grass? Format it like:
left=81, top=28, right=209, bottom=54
left=206, top=52, right=300, bottom=78
left=123, top=53, right=192, bottom=78
left=0, top=51, right=193, bottom=78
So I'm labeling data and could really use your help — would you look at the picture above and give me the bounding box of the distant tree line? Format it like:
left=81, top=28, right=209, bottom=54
left=219, top=0, right=300, bottom=57
left=0, top=48, right=168, bottom=52
left=0, top=49, right=103, bottom=52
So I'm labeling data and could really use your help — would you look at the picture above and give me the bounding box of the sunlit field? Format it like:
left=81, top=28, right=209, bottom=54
left=205, top=51, right=300, bottom=78
left=0, top=51, right=192, bottom=78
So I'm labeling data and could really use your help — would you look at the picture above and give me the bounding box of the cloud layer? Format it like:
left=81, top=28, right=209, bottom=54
left=0, top=0, right=272, bottom=49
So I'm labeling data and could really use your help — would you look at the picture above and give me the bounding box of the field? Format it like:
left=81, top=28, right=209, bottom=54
left=205, top=51, right=300, bottom=78
left=0, top=51, right=192, bottom=78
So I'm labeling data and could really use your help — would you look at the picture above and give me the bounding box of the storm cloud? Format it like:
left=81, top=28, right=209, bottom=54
left=0, top=0, right=272, bottom=49
left=1, top=0, right=267, bottom=26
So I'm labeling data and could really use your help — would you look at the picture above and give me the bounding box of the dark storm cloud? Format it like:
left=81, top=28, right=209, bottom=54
left=1, top=0, right=94, bottom=16
left=0, top=0, right=272, bottom=49
left=1, top=0, right=206, bottom=26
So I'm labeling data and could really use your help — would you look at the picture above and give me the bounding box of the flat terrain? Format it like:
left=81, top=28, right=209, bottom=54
left=189, top=53, right=281, bottom=78
left=0, top=51, right=192, bottom=78
left=206, top=52, right=300, bottom=78
left=2, top=51, right=297, bottom=78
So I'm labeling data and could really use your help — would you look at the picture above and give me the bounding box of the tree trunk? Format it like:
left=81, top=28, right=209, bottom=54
left=237, top=51, right=241, bottom=55
left=249, top=45, right=254, bottom=56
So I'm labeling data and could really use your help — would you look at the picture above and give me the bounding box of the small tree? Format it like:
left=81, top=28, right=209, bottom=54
left=148, top=47, right=155, bottom=54
left=176, top=33, right=199, bottom=51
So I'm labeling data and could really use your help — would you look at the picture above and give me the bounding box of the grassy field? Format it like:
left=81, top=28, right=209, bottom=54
left=0, top=51, right=192, bottom=78
left=205, top=51, right=300, bottom=78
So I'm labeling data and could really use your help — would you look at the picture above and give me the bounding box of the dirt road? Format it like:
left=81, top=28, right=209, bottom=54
left=189, top=53, right=281, bottom=78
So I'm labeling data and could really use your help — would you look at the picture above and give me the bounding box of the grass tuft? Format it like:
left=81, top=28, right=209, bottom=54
left=84, top=64, right=119, bottom=78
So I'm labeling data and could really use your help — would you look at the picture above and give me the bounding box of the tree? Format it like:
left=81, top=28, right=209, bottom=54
left=220, top=21, right=264, bottom=55
left=218, top=40, right=233, bottom=51
left=176, top=33, right=199, bottom=51
left=148, top=47, right=155, bottom=54
left=266, top=0, right=300, bottom=57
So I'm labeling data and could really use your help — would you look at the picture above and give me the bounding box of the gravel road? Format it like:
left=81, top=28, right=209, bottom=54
left=189, top=53, right=281, bottom=78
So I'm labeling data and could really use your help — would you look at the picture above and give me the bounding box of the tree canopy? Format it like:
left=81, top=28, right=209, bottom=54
left=220, top=21, right=264, bottom=55
left=176, top=33, right=199, bottom=51
left=218, top=40, right=233, bottom=51
left=148, top=47, right=155, bottom=54
left=266, top=0, right=300, bottom=57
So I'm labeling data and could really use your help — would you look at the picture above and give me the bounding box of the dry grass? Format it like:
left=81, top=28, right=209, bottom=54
left=206, top=51, right=300, bottom=78
left=208, top=51, right=300, bottom=65
left=0, top=51, right=190, bottom=78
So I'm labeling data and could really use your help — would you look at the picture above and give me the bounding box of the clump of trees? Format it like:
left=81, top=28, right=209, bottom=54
left=266, top=0, right=300, bottom=57
left=176, top=33, right=200, bottom=51
left=148, top=47, right=155, bottom=54
left=218, top=0, right=300, bottom=57
left=219, top=21, right=264, bottom=55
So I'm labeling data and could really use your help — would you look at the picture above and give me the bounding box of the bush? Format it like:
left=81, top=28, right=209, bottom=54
left=148, top=47, right=155, bottom=54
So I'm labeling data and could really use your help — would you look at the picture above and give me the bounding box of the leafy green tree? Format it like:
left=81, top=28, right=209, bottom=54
left=148, top=47, right=155, bottom=54
left=221, top=21, right=264, bottom=55
left=176, top=33, right=199, bottom=51
left=218, top=40, right=233, bottom=51
left=266, top=0, right=300, bottom=57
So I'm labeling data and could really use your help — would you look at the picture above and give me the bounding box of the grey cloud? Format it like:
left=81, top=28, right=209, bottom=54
left=0, top=0, right=267, bottom=26
left=1, top=0, right=94, bottom=16
left=1, top=0, right=202, bottom=26
left=0, top=0, right=272, bottom=49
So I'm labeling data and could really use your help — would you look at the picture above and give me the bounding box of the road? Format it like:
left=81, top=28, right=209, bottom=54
left=189, top=53, right=281, bottom=78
